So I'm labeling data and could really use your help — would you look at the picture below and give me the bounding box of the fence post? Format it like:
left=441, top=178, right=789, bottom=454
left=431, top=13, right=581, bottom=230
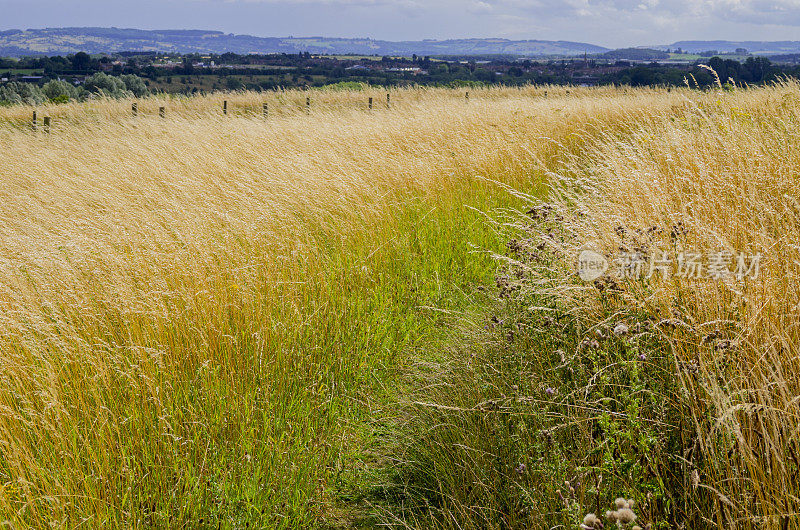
left=43, top=116, right=51, bottom=134
left=466, top=91, right=470, bottom=103
left=223, top=100, right=228, bottom=115
left=387, top=93, right=390, bottom=108
left=159, top=107, right=166, bottom=118
left=263, top=102, right=268, bottom=119
left=132, top=102, right=138, bottom=117
left=32, top=111, right=37, bottom=131
left=306, top=97, right=310, bottom=113
left=368, top=97, right=373, bottom=110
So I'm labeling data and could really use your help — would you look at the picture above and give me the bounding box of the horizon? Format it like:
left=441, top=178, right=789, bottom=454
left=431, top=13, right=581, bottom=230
left=2, top=0, right=800, bottom=49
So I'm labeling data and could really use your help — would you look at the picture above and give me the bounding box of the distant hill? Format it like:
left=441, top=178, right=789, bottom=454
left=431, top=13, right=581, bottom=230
left=601, top=48, right=670, bottom=61
left=659, top=40, right=800, bottom=54
left=0, top=27, right=608, bottom=57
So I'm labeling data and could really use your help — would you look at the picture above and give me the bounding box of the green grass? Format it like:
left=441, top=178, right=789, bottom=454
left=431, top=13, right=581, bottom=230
left=370, top=204, right=700, bottom=529
left=4, top=174, right=536, bottom=528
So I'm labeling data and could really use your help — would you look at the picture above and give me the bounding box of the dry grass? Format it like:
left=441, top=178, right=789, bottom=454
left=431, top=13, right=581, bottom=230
left=0, top=85, right=689, bottom=527
left=379, top=81, right=800, bottom=530
left=554, top=81, right=800, bottom=528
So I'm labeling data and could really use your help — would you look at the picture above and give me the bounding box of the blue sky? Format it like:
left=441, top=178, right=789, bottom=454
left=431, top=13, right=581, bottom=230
left=1, top=0, right=799, bottom=48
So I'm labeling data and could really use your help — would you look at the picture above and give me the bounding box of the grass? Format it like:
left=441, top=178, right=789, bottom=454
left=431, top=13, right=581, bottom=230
left=385, top=80, right=800, bottom=529
left=1, top=81, right=795, bottom=528
left=0, top=85, right=685, bottom=527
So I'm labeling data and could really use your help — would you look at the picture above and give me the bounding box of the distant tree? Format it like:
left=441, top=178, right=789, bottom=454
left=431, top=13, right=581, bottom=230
left=0, top=82, right=46, bottom=105
left=84, top=72, right=128, bottom=97
left=71, top=52, right=91, bottom=71
left=42, top=79, right=80, bottom=102
left=119, top=74, right=149, bottom=97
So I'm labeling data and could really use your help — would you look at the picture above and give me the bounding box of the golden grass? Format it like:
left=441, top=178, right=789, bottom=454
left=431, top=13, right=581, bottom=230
left=0, top=85, right=691, bottom=526
left=542, top=81, right=800, bottom=528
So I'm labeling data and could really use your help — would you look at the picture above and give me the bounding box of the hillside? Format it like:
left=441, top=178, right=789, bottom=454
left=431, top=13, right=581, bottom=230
left=662, top=39, right=800, bottom=54
left=0, top=27, right=608, bottom=57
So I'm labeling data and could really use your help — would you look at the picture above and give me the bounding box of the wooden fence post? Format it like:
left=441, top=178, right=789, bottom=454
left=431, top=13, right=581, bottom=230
left=43, top=116, right=51, bottom=134
left=306, top=97, right=311, bottom=113
left=263, top=102, right=268, bottom=119
left=466, top=91, right=470, bottom=103
left=159, top=107, right=166, bottom=118
left=223, top=100, right=228, bottom=115
left=387, top=93, right=390, bottom=108
left=132, top=102, right=138, bottom=117
left=368, top=97, right=373, bottom=110
left=32, top=111, right=37, bottom=131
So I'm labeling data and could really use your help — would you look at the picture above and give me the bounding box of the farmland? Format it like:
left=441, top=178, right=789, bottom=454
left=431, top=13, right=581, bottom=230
left=0, top=83, right=799, bottom=529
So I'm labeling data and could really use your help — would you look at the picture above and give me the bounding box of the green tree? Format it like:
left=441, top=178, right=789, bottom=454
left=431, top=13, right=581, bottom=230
left=71, top=52, right=91, bottom=71
left=0, top=82, right=46, bottom=105
left=84, top=72, right=128, bottom=98
left=119, top=74, right=149, bottom=97
left=42, top=79, right=79, bottom=102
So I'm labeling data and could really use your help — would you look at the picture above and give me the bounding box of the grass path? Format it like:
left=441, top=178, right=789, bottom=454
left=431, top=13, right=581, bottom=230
left=0, top=87, right=689, bottom=527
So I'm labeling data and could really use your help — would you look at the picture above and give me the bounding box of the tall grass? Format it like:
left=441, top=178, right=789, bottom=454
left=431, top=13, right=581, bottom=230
left=0, top=85, right=687, bottom=527
left=557, top=80, right=800, bottom=527
left=389, top=81, right=800, bottom=529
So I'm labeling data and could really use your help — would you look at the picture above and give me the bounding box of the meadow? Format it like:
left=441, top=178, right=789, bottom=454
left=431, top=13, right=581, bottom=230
left=0, top=82, right=797, bottom=529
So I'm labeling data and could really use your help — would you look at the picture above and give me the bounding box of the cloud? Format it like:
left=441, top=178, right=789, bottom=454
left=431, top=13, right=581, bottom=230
left=468, top=1, right=494, bottom=14
left=5, top=0, right=800, bottom=48
left=209, top=0, right=800, bottom=25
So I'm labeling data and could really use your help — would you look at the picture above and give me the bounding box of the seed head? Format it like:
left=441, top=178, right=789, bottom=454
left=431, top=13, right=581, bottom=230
left=616, top=508, right=636, bottom=524
left=582, top=513, right=603, bottom=528
left=614, top=323, right=630, bottom=336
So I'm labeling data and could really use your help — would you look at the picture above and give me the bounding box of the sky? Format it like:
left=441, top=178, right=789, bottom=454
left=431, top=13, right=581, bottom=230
left=1, top=0, right=799, bottom=48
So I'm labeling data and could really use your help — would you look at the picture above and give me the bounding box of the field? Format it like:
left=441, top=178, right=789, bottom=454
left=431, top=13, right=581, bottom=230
left=0, top=83, right=798, bottom=528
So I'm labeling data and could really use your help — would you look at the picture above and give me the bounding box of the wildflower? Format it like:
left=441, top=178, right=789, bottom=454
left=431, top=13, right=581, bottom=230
left=638, top=353, right=647, bottom=361
left=691, top=469, right=700, bottom=489
left=616, top=508, right=636, bottom=524
left=582, top=513, right=603, bottom=529
left=581, top=338, right=601, bottom=350
left=545, top=387, right=556, bottom=396
left=514, top=463, right=526, bottom=474
left=614, top=323, right=630, bottom=336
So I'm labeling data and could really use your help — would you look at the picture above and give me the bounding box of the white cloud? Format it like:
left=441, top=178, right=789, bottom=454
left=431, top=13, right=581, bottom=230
left=7, top=0, right=800, bottom=48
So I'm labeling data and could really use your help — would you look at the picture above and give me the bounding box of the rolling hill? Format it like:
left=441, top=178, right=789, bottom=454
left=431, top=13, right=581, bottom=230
left=660, top=40, right=800, bottom=54
left=0, top=27, right=608, bottom=57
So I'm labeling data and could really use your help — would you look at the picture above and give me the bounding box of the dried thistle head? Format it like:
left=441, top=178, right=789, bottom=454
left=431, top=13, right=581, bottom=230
left=582, top=512, right=603, bottom=528
left=616, top=507, right=636, bottom=524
